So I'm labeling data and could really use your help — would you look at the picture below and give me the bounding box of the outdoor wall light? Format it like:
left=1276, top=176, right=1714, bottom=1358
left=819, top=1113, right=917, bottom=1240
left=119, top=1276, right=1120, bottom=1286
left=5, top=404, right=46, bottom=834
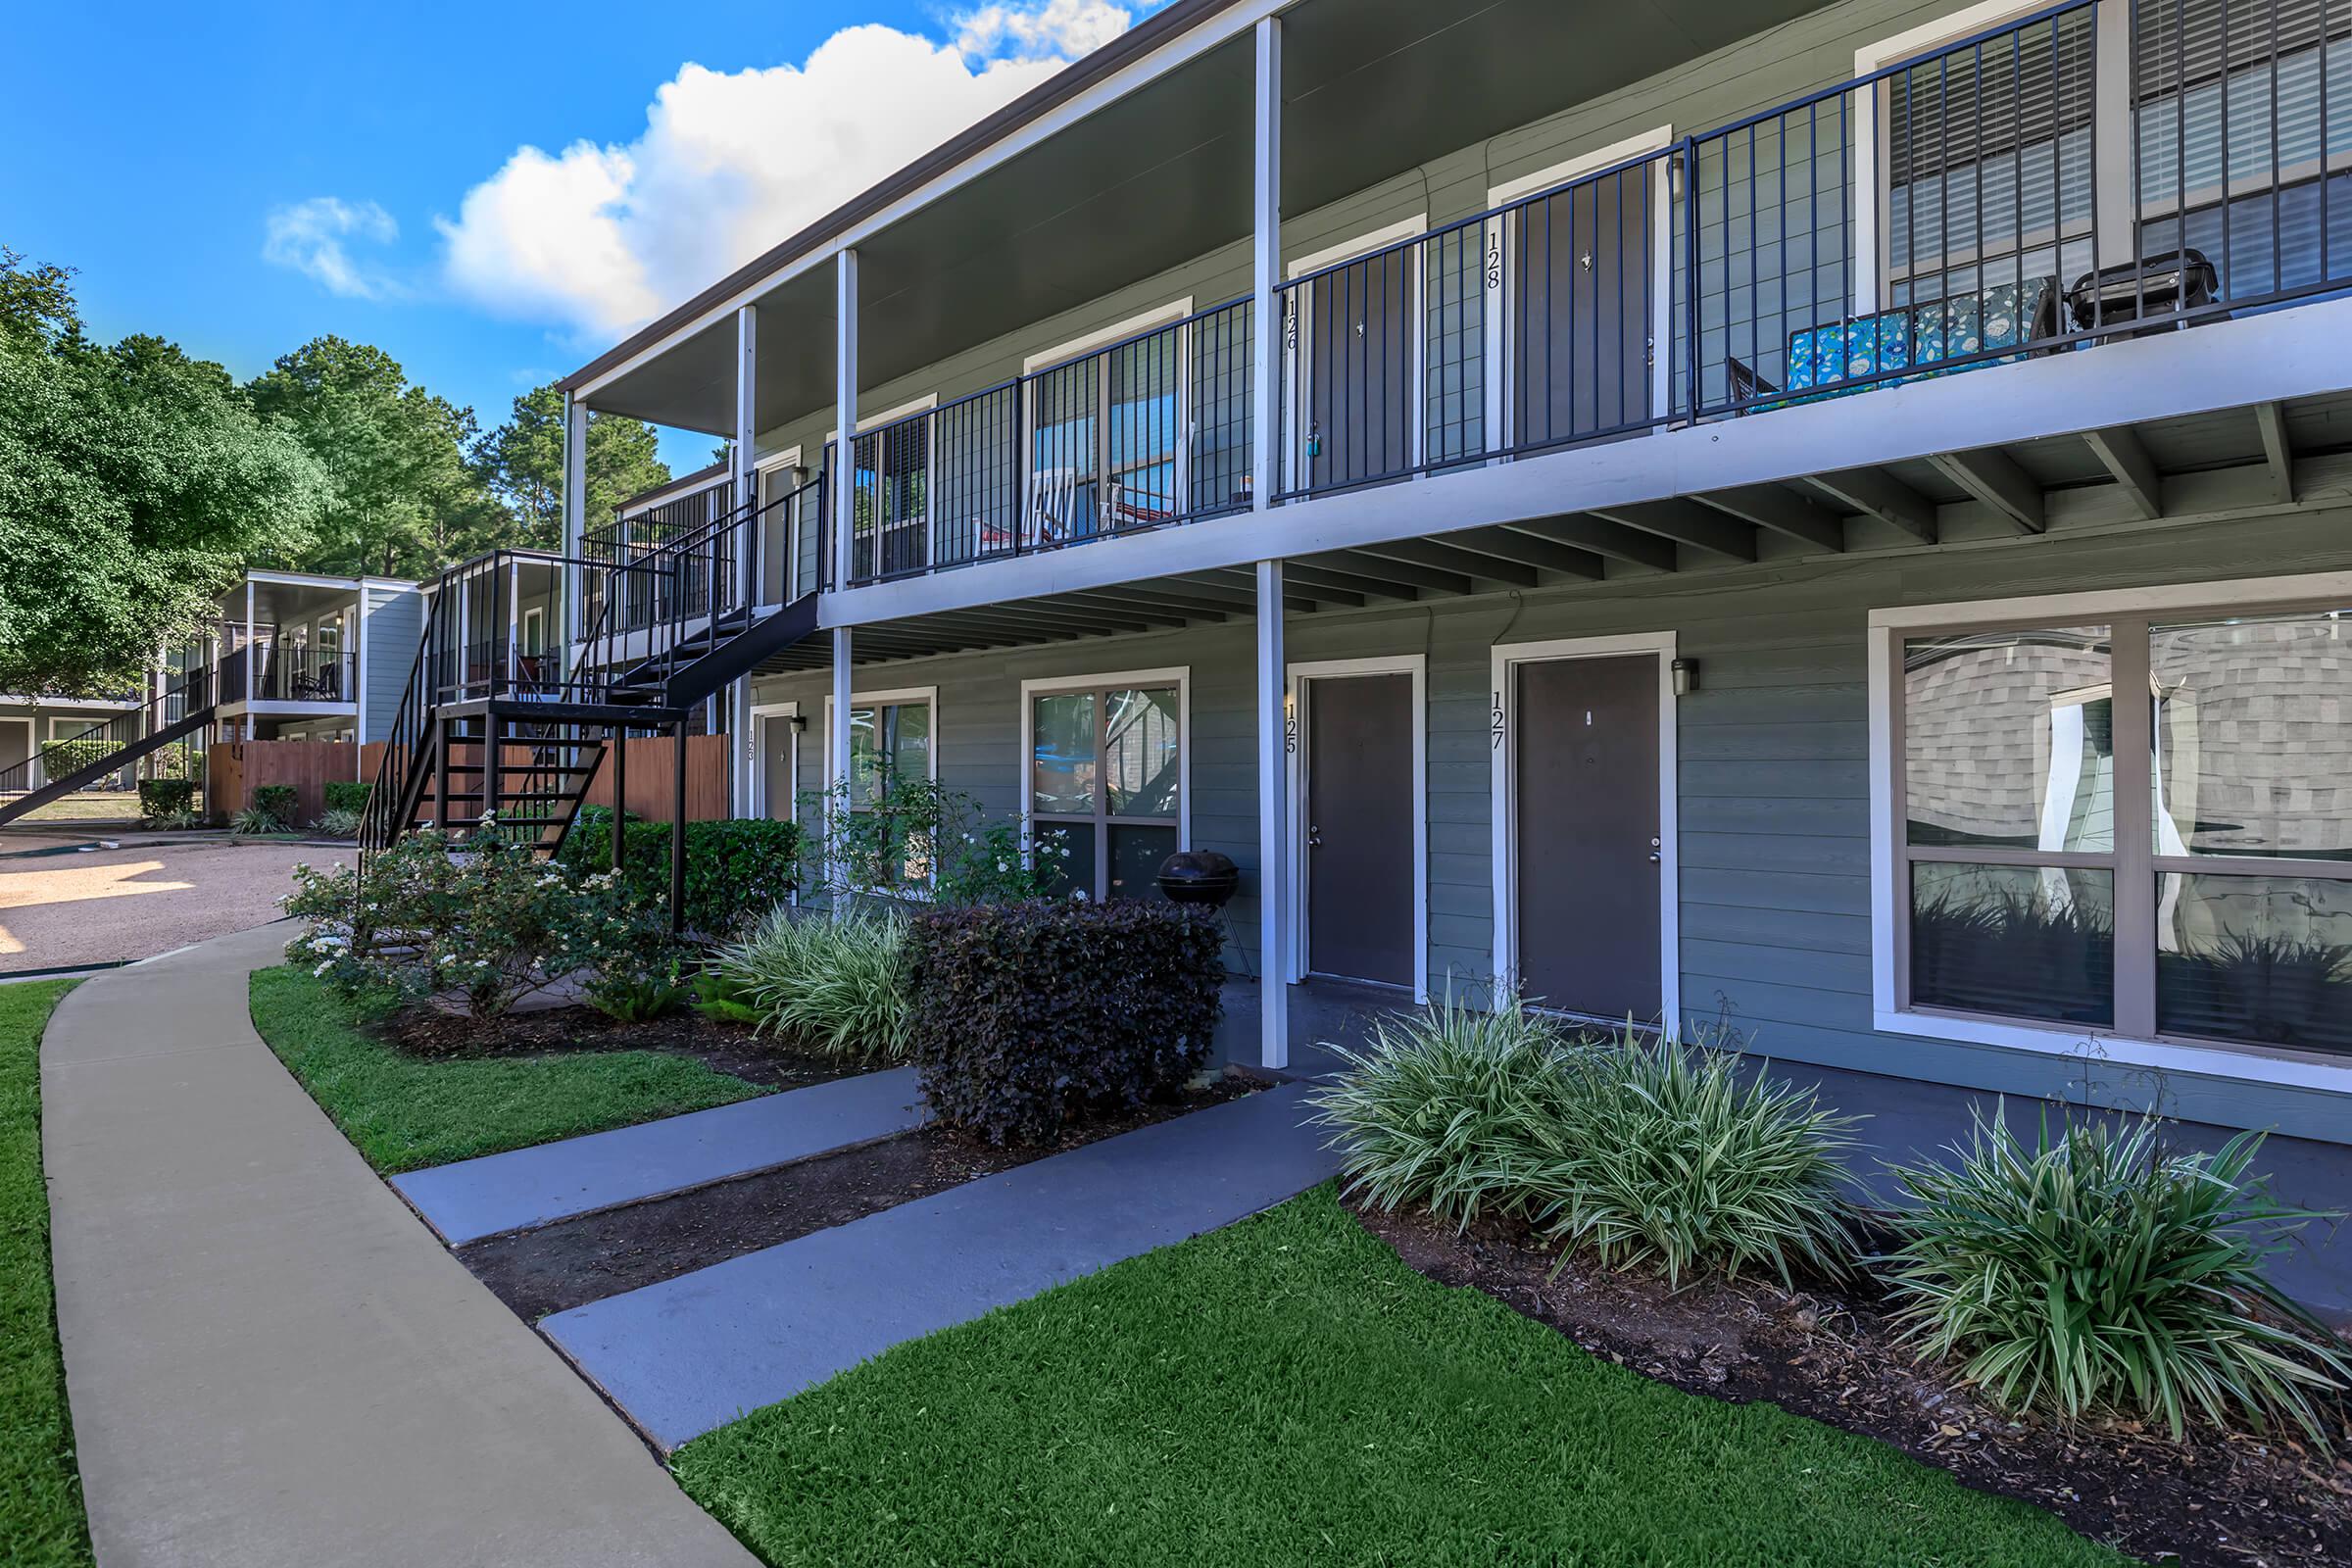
left=1670, top=657, right=1699, bottom=696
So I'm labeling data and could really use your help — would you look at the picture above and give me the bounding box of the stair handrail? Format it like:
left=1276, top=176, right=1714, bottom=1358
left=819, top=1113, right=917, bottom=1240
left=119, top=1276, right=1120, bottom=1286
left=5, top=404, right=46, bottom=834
left=0, top=662, right=214, bottom=798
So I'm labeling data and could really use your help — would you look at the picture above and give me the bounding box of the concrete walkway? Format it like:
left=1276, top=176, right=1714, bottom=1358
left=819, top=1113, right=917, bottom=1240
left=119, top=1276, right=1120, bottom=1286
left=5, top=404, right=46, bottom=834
left=40, top=920, right=756, bottom=1568
left=396, top=1066, right=928, bottom=1245
left=545, top=1082, right=1340, bottom=1450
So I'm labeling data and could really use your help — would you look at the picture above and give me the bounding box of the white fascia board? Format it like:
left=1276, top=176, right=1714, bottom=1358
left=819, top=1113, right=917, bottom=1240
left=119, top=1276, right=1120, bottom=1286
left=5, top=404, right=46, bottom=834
left=817, top=294, right=2352, bottom=627
left=572, top=0, right=1290, bottom=407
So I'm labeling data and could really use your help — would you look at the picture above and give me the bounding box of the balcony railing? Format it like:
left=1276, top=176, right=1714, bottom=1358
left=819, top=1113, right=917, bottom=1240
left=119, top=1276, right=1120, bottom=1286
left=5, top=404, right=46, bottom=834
left=806, top=0, right=2345, bottom=582
left=217, top=642, right=355, bottom=705
left=822, top=297, right=1255, bottom=586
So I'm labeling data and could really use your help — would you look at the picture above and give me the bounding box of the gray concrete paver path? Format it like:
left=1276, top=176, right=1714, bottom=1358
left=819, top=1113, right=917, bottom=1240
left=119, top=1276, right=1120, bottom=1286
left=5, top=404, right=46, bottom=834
left=544, top=1081, right=1340, bottom=1450
left=41, top=920, right=756, bottom=1568
left=395, top=1066, right=928, bottom=1245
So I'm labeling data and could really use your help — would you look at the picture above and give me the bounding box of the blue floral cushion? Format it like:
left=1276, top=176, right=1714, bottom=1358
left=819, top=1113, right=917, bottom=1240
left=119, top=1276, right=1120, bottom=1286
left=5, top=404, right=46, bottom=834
left=1779, top=275, right=2052, bottom=404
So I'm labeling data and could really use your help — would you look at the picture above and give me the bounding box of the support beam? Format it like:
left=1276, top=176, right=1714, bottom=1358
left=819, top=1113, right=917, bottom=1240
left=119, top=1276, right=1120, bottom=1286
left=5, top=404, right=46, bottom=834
left=563, top=393, right=587, bottom=647
left=1802, top=466, right=1937, bottom=542
left=1177, top=570, right=1332, bottom=612
left=1250, top=17, right=1281, bottom=515
left=1441, top=527, right=1607, bottom=580
left=1511, top=515, right=1678, bottom=573
left=733, top=304, right=759, bottom=596
left=829, top=626, right=854, bottom=917
left=2081, top=426, right=2162, bottom=519
left=1697, top=484, right=1847, bottom=552
left=1351, top=537, right=1538, bottom=589
left=1256, top=561, right=1424, bottom=602
left=1052, top=586, right=1232, bottom=622
left=1588, top=500, right=1758, bottom=562
left=610, top=727, right=626, bottom=869
left=834, top=250, right=858, bottom=589
left=1932, top=448, right=2045, bottom=535
left=1254, top=558, right=1288, bottom=1070
left=2254, top=401, right=2294, bottom=502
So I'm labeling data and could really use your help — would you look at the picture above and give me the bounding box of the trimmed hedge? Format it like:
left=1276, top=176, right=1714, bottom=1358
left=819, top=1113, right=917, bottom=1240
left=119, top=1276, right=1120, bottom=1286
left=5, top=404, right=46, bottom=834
left=906, top=902, right=1225, bottom=1144
left=252, top=784, right=298, bottom=828
left=137, top=778, right=197, bottom=819
left=557, top=808, right=802, bottom=936
left=323, top=780, right=372, bottom=814
left=36, top=737, right=115, bottom=780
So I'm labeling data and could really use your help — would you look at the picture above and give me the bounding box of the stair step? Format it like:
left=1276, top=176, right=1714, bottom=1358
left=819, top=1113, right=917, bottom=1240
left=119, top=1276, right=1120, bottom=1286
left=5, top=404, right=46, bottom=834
left=442, top=762, right=602, bottom=776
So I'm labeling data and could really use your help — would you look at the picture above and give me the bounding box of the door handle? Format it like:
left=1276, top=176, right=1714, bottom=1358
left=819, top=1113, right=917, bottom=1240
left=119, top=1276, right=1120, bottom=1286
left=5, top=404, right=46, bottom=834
left=1307, top=825, right=1324, bottom=849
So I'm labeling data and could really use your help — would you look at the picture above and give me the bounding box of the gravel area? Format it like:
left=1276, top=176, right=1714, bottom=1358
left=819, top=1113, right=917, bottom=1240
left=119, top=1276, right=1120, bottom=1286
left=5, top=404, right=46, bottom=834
left=0, top=836, right=323, bottom=973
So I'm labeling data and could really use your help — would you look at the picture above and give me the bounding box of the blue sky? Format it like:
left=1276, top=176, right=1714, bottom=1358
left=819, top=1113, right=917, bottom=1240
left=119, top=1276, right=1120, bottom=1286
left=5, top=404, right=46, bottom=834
left=4, top=1, right=1148, bottom=473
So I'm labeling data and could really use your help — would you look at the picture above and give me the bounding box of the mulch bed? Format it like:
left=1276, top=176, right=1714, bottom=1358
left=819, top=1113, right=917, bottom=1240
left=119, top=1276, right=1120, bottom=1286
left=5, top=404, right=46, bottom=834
left=460, top=1072, right=1266, bottom=1321
left=1350, top=1198, right=2352, bottom=1568
left=383, top=1004, right=858, bottom=1091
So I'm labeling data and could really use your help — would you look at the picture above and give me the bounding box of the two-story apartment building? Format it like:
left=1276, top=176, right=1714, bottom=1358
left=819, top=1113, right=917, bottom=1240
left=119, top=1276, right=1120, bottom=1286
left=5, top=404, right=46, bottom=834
left=519, top=0, right=2352, bottom=1143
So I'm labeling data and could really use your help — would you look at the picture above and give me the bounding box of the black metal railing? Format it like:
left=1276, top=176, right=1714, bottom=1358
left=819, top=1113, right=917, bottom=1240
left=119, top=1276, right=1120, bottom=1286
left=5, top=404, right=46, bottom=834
left=0, top=662, right=214, bottom=797
left=819, top=297, right=1254, bottom=586
left=804, top=0, right=2346, bottom=553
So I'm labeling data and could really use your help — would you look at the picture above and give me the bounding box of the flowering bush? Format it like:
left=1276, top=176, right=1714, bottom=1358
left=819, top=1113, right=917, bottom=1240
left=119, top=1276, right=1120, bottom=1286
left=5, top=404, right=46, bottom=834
left=283, top=819, right=643, bottom=1017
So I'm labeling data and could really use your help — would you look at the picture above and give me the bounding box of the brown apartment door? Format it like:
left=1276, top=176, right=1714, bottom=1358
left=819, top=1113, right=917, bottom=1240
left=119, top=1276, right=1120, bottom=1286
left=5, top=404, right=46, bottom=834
left=1513, top=161, right=1654, bottom=450
left=1300, top=246, right=1413, bottom=492
left=1304, top=672, right=1416, bottom=988
left=1513, top=655, right=1662, bottom=1020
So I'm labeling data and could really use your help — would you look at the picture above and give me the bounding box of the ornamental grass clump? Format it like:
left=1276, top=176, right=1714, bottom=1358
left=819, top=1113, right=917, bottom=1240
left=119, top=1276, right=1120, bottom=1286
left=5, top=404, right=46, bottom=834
left=1306, top=992, right=1592, bottom=1230
left=1534, top=1031, right=1863, bottom=1290
left=1879, top=1111, right=2351, bottom=1445
left=710, top=906, right=911, bottom=1062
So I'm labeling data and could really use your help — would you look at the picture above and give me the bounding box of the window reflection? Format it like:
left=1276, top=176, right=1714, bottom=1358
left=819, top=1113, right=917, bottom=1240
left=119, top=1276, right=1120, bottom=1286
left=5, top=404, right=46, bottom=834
left=2158, top=872, right=2352, bottom=1054
left=2152, top=612, right=2352, bottom=860
left=1905, top=627, right=2114, bottom=850
left=1911, top=861, right=2115, bottom=1026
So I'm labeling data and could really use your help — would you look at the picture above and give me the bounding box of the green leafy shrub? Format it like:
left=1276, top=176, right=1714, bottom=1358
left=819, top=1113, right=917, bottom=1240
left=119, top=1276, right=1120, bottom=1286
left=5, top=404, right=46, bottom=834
left=691, top=965, right=764, bottom=1027
left=230, top=805, right=283, bottom=836
left=558, top=808, right=802, bottom=936
left=145, top=807, right=203, bottom=831
left=283, top=827, right=639, bottom=1018
left=1308, top=992, right=1593, bottom=1229
left=311, top=807, right=364, bottom=838
left=37, top=736, right=115, bottom=780
left=251, top=783, right=298, bottom=829
left=1879, top=1111, right=2351, bottom=1443
left=906, top=902, right=1224, bottom=1144
left=584, top=937, right=690, bottom=1023
left=1313, top=1009, right=1860, bottom=1289
left=137, top=777, right=196, bottom=822
left=322, top=779, right=372, bottom=814
left=798, top=777, right=1070, bottom=906
left=710, top=907, right=910, bottom=1061
left=1532, top=1032, right=1860, bottom=1289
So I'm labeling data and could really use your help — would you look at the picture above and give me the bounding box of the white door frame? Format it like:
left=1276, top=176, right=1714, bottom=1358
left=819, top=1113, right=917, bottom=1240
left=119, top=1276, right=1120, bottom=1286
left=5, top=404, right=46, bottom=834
left=750, top=700, right=800, bottom=820
left=1489, top=630, right=1681, bottom=1034
left=1285, top=654, right=1428, bottom=1001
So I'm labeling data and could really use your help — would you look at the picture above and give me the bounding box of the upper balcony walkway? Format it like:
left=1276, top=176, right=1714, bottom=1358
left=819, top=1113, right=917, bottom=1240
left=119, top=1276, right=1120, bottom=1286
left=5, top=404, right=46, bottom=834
left=565, top=0, right=2352, bottom=663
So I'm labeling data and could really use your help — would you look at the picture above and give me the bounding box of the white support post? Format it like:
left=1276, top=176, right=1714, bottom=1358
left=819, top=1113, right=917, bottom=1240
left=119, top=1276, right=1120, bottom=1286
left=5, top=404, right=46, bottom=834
left=731, top=303, right=761, bottom=820
left=1254, top=558, right=1289, bottom=1069
left=1250, top=16, right=1282, bottom=514
left=834, top=249, right=858, bottom=589
left=829, top=626, right=854, bottom=916
left=505, top=560, right=520, bottom=692
left=563, top=392, right=587, bottom=659
left=244, top=580, right=256, bottom=705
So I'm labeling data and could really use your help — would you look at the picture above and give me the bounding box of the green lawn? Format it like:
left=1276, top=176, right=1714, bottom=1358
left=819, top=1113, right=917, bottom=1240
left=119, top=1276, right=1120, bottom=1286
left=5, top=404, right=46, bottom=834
left=1, top=979, right=93, bottom=1568
left=248, top=966, right=765, bottom=1174
left=675, top=1190, right=2123, bottom=1568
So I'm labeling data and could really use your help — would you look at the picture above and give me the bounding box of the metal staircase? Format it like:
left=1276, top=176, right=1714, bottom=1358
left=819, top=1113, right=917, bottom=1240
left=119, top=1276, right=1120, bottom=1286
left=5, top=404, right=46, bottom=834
left=0, top=665, right=216, bottom=828
left=358, top=474, right=825, bottom=904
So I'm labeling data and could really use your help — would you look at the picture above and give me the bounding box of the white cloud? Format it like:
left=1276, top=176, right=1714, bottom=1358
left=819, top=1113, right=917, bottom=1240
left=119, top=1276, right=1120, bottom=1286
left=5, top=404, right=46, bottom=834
left=953, top=0, right=1130, bottom=61
left=438, top=10, right=1134, bottom=343
left=263, top=197, right=405, bottom=300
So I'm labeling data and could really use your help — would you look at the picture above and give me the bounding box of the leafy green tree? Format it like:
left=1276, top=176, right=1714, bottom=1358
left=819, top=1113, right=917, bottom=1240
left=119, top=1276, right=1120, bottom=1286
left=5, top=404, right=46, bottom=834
left=0, top=249, right=322, bottom=697
left=475, top=381, right=669, bottom=551
left=249, top=336, right=505, bottom=578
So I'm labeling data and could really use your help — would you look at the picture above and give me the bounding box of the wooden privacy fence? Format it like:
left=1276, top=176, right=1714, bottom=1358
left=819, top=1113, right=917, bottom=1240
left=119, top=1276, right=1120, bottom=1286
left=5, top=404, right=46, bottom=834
left=208, top=741, right=364, bottom=826
left=357, top=732, right=730, bottom=827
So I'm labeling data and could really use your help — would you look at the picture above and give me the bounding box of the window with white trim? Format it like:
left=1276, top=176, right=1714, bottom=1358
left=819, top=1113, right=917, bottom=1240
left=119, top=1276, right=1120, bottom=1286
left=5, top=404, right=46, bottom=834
left=1891, top=600, right=2352, bottom=1056
left=1028, top=680, right=1182, bottom=902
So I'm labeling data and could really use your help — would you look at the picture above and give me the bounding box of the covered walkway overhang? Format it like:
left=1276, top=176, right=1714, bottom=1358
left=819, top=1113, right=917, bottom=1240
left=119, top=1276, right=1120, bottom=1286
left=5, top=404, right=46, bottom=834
left=568, top=0, right=1838, bottom=438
